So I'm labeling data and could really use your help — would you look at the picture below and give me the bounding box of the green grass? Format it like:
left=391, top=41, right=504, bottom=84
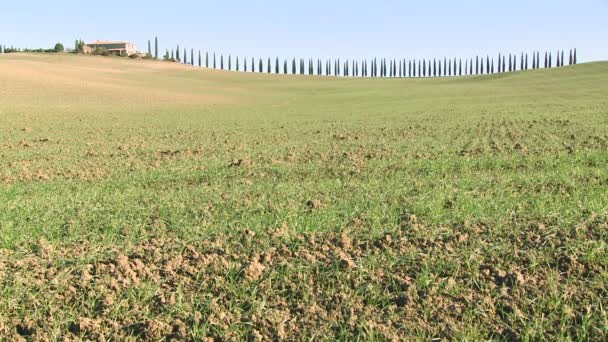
left=0, top=53, right=607, bottom=340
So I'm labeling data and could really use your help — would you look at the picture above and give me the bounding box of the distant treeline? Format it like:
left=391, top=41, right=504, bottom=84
left=1, top=43, right=65, bottom=54
left=145, top=37, right=577, bottom=77
left=2, top=38, right=579, bottom=77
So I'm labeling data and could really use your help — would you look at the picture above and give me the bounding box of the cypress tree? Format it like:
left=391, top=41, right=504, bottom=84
left=502, top=55, right=506, bottom=72
left=486, top=56, right=490, bottom=74
left=228, top=55, right=231, bottom=70
left=154, top=37, right=158, bottom=59
left=259, top=58, right=263, bottom=73
left=148, top=40, right=151, bottom=56
left=498, top=53, right=502, bottom=72
left=184, top=48, right=187, bottom=64
left=284, top=59, right=287, bottom=74
left=220, top=54, right=224, bottom=70
left=439, top=59, right=443, bottom=77
left=198, top=50, right=202, bottom=67
left=236, top=56, right=239, bottom=71
left=422, top=59, right=426, bottom=77
left=544, top=52, right=548, bottom=68
left=292, top=58, right=296, bottom=75
left=171, top=50, right=174, bottom=60
left=267, top=58, right=270, bottom=73
left=448, top=58, right=452, bottom=76
left=549, top=52, right=552, bottom=68
left=337, top=58, right=341, bottom=76
left=176, top=45, right=180, bottom=62
left=525, top=53, right=528, bottom=70
left=508, top=54, right=512, bottom=72
left=470, top=58, right=473, bottom=75
left=244, top=57, right=248, bottom=72
left=561, top=50, right=564, bottom=67
left=454, top=58, right=458, bottom=75
left=491, top=59, right=494, bottom=74
left=459, top=59, right=462, bottom=76
left=251, top=58, right=254, bottom=72
left=475, top=56, right=479, bottom=75
left=191, top=49, right=194, bottom=66
left=275, top=57, right=279, bottom=74
left=569, top=49, right=573, bottom=65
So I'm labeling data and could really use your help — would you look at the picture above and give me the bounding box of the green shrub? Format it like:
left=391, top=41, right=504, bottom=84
left=54, top=43, right=64, bottom=53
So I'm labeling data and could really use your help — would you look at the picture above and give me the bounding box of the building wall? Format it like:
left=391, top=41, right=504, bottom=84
left=84, top=42, right=138, bottom=55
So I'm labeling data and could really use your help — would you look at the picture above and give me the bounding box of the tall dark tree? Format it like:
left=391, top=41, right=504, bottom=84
left=198, top=50, right=202, bottom=67
left=448, top=58, right=452, bottom=76
left=184, top=48, right=187, bottom=64
left=154, top=37, right=159, bottom=59
left=275, top=57, right=279, bottom=74
left=251, top=58, right=255, bottom=72
left=259, top=58, right=263, bottom=73
left=148, top=40, right=152, bottom=56
left=470, top=58, right=473, bottom=75
left=475, top=56, right=479, bottom=75
left=544, top=52, right=548, bottom=68
left=171, top=50, right=174, bottom=60
left=561, top=50, right=565, bottom=67
left=491, top=59, right=494, bottom=74
left=236, top=56, right=239, bottom=71
left=498, top=53, right=502, bottom=72
left=191, top=49, right=194, bottom=66
left=422, top=59, right=426, bottom=77
left=459, top=59, right=463, bottom=76
left=267, top=58, right=271, bottom=73
left=244, top=57, right=248, bottom=72
left=525, top=53, right=528, bottom=70
left=176, top=45, right=180, bottom=62
left=220, top=54, right=224, bottom=70
left=228, top=55, right=231, bottom=70
left=486, top=56, right=490, bottom=74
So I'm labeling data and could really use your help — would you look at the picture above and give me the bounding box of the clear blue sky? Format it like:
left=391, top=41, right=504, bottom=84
left=2, top=0, right=607, bottom=62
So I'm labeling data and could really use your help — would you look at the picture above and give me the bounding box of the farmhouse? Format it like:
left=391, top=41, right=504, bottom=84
left=84, top=41, right=137, bottom=55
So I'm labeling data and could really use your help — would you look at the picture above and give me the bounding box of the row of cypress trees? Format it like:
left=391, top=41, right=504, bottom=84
left=148, top=38, right=581, bottom=77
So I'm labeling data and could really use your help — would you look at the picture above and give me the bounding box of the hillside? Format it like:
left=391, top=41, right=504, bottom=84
left=0, top=53, right=607, bottom=340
